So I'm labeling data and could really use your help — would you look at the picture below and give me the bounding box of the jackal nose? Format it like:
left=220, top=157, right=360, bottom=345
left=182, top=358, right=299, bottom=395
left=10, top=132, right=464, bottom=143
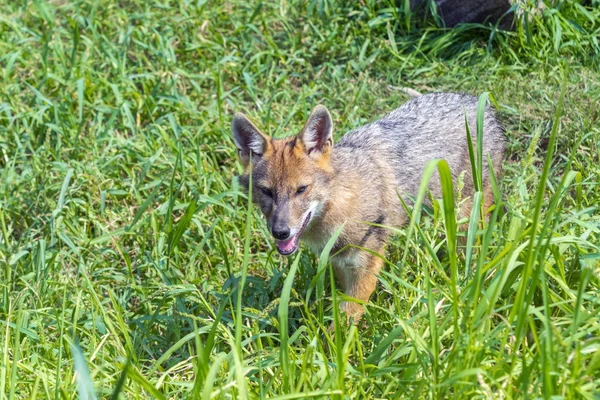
left=272, top=226, right=290, bottom=240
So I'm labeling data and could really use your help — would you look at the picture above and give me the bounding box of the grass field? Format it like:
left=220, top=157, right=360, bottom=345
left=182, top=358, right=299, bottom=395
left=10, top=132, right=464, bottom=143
left=1, top=0, right=599, bottom=398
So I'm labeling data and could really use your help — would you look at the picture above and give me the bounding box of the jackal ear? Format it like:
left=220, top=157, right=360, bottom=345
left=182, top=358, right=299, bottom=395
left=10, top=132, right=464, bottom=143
left=231, top=113, right=269, bottom=167
left=300, top=105, right=333, bottom=157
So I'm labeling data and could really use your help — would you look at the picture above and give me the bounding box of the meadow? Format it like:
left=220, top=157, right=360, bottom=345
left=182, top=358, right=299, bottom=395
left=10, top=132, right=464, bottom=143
left=0, top=0, right=599, bottom=398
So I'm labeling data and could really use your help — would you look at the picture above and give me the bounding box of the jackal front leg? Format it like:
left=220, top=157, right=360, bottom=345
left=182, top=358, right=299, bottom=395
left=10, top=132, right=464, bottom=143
left=333, top=250, right=384, bottom=325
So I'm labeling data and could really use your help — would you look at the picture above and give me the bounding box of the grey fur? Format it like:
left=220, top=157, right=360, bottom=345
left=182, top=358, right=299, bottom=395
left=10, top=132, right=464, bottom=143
left=303, top=92, right=505, bottom=255
left=339, top=92, right=502, bottom=197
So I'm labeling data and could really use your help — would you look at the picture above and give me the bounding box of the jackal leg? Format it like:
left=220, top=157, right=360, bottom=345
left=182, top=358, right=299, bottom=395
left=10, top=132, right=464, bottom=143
left=333, top=250, right=384, bottom=324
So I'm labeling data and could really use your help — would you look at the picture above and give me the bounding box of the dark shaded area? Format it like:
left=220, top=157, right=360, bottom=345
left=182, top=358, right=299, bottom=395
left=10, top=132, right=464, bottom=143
left=359, top=215, right=386, bottom=247
left=411, top=0, right=515, bottom=29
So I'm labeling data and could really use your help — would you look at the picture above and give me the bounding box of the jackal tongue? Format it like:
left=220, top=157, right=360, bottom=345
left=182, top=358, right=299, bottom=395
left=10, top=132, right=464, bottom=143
left=276, top=234, right=299, bottom=255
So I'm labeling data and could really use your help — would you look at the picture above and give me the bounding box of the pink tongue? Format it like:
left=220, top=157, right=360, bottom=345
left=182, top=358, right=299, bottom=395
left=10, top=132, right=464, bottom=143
left=277, top=236, right=297, bottom=253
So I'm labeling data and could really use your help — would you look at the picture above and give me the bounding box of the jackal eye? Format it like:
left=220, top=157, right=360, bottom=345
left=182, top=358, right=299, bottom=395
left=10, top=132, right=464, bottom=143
left=296, top=185, right=308, bottom=195
left=258, top=187, right=273, bottom=197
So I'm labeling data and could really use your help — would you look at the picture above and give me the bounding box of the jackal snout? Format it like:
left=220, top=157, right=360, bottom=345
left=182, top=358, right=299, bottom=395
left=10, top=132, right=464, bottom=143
left=271, top=204, right=291, bottom=240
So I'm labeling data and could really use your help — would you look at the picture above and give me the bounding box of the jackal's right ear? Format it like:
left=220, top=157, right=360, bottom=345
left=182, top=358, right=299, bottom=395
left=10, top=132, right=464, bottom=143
left=299, top=105, right=333, bottom=158
left=231, top=113, right=269, bottom=167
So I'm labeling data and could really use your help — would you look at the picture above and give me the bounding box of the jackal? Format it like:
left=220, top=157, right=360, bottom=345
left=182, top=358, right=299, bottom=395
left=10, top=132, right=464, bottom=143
left=231, top=93, right=505, bottom=322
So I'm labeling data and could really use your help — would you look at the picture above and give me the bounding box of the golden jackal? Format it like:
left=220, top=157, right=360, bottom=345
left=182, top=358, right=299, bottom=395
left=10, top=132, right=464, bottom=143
left=231, top=93, right=505, bottom=322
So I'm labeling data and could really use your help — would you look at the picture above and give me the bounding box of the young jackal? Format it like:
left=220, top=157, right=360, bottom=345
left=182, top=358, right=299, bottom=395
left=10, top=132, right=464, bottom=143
left=231, top=93, right=505, bottom=323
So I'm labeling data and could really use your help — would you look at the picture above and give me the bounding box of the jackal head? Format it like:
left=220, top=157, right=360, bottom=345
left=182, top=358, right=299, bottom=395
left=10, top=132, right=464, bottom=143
left=231, top=105, right=333, bottom=256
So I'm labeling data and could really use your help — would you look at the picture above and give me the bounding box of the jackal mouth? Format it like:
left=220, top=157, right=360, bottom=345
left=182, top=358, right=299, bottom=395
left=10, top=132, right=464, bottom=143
left=275, top=212, right=312, bottom=256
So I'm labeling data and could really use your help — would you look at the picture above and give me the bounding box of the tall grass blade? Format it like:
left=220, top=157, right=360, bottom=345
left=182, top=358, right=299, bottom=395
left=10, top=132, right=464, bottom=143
left=127, top=179, right=164, bottom=232
left=168, top=198, right=197, bottom=255
left=306, top=224, right=345, bottom=325
left=278, top=252, right=301, bottom=393
left=109, top=357, right=131, bottom=400
left=70, top=341, right=97, bottom=400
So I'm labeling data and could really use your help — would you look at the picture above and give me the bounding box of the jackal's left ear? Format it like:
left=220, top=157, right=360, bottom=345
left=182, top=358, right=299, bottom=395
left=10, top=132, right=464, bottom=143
left=299, top=105, right=333, bottom=157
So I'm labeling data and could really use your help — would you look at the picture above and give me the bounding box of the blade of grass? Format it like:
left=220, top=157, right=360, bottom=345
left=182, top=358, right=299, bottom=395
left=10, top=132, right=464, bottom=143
left=233, top=157, right=253, bottom=397
left=109, top=357, right=131, bottom=400
left=278, top=251, right=301, bottom=393
left=305, top=224, right=345, bottom=327
left=167, top=197, right=197, bottom=256
left=329, top=262, right=344, bottom=400
left=71, top=340, right=98, bottom=400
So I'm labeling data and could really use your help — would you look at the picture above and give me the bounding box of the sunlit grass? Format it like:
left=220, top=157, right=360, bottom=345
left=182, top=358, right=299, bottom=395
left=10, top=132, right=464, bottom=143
left=0, top=0, right=598, bottom=398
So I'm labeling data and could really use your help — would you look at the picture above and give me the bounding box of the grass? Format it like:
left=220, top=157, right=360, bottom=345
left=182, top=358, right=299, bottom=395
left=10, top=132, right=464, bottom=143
left=0, top=0, right=599, bottom=398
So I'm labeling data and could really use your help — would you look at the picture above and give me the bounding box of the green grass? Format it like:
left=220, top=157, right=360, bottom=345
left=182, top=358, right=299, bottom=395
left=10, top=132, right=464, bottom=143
left=1, top=0, right=599, bottom=398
